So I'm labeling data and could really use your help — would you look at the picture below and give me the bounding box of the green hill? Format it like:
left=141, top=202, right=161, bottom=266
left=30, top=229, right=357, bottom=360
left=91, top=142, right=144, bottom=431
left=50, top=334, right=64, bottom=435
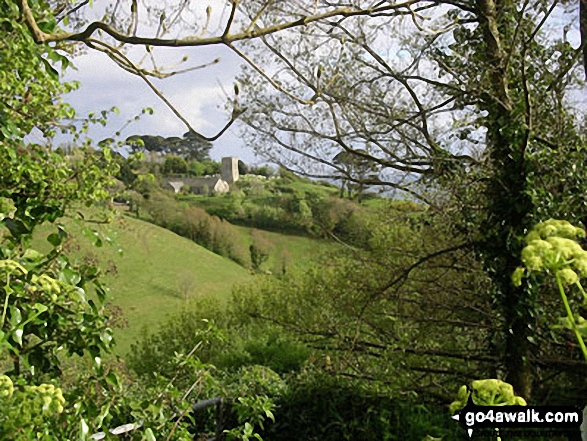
left=34, top=213, right=252, bottom=354
left=230, top=225, right=333, bottom=272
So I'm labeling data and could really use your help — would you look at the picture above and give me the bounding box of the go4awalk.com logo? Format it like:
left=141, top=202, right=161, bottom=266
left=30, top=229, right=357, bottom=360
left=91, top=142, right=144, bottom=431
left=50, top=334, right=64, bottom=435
left=451, top=399, right=584, bottom=438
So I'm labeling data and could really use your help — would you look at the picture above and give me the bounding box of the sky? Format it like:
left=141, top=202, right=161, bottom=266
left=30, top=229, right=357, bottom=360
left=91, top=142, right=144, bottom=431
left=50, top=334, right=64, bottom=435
left=53, top=1, right=585, bottom=168
left=57, top=0, right=260, bottom=164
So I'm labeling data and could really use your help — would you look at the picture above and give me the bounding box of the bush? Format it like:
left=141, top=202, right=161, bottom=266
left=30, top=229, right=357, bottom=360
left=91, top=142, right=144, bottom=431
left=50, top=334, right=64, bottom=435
left=216, top=328, right=310, bottom=374
left=247, top=205, right=289, bottom=230
left=249, top=229, right=274, bottom=271
left=259, top=372, right=464, bottom=441
left=127, top=305, right=229, bottom=380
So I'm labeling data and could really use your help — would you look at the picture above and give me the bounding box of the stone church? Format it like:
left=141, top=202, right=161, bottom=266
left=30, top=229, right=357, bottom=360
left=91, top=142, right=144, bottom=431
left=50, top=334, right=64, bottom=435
left=162, top=157, right=239, bottom=195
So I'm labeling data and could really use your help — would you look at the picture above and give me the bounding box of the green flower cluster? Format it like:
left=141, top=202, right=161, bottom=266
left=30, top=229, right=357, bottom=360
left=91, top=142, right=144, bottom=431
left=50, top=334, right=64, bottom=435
left=30, top=273, right=62, bottom=302
left=512, top=220, right=587, bottom=360
left=512, top=219, right=587, bottom=287
left=449, top=379, right=526, bottom=415
left=0, top=374, right=14, bottom=398
left=0, top=378, right=67, bottom=439
left=23, top=384, right=66, bottom=414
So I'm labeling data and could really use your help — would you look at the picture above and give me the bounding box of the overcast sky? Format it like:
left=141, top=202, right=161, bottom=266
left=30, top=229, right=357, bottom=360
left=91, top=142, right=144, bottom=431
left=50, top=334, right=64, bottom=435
left=54, top=1, right=584, bottom=167
left=58, top=1, right=259, bottom=164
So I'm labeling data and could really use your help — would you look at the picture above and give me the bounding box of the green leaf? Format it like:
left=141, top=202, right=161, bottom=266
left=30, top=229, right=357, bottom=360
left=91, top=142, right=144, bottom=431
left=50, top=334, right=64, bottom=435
left=4, top=219, right=30, bottom=238
left=80, top=418, right=90, bottom=439
left=47, top=232, right=62, bottom=247
left=82, top=227, right=103, bottom=247
left=9, top=306, right=22, bottom=326
left=13, top=327, right=23, bottom=346
left=37, top=19, right=57, bottom=34
left=105, top=372, right=120, bottom=388
left=32, top=303, right=48, bottom=314
left=142, top=428, right=156, bottom=441
left=59, top=267, right=81, bottom=286
left=41, top=58, right=59, bottom=80
left=100, top=330, right=112, bottom=346
left=265, top=409, right=275, bottom=422
left=23, top=249, right=43, bottom=261
left=94, top=403, right=111, bottom=428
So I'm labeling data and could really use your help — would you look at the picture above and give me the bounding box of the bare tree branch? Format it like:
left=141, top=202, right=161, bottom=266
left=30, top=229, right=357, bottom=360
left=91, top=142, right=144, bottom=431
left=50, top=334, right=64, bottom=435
left=20, top=0, right=422, bottom=46
left=86, top=38, right=245, bottom=142
left=55, top=0, right=89, bottom=24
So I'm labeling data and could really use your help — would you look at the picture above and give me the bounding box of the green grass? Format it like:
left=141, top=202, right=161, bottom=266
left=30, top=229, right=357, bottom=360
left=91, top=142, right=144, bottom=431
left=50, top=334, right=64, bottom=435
left=177, top=193, right=232, bottom=214
left=231, top=225, right=334, bottom=272
left=33, top=213, right=252, bottom=354
left=285, top=180, right=339, bottom=197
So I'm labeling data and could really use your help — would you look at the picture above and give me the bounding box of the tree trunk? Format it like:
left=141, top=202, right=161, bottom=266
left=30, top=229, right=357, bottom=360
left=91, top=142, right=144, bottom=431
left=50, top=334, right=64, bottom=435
left=476, top=0, right=535, bottom=399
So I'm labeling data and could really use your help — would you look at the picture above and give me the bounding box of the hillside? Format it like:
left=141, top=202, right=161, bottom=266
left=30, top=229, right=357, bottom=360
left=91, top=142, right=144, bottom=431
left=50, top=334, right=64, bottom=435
left=230, top=225, right=333, bottom=272
left=34, top=213, right=252, bottom=353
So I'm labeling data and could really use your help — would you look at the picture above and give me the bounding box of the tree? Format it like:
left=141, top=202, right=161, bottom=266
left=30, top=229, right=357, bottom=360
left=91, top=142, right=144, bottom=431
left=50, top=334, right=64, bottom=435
left=249, top=229, right=273, bottom=272
left=0, top=2, right=126, bottom=435
left=112, top=150, right=138, bottom=186
left=127, top=132, right=213, bottom=161
left=162, top=155, right=188, bottom=175
left=235, top=0, right=587, bottom=400
left=249, top=165, right=276, bottom=178
left=333, top=149, right=378, bottom=201
left=188, top=159, right=222, bottom=177
left=180, top=131, right=213, bottom=161
left=235, top=206, right=495, bottom=400
left=3, top=2, right=307, bottom=436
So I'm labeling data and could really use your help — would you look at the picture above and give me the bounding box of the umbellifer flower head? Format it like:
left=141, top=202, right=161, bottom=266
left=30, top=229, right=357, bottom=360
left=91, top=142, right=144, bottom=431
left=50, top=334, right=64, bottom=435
left=513, top=219, right=587, bottom=286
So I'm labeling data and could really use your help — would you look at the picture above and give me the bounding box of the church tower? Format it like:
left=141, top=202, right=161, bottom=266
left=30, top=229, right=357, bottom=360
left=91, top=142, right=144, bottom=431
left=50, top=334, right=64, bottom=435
left=221, top=157, right=239, bottom=184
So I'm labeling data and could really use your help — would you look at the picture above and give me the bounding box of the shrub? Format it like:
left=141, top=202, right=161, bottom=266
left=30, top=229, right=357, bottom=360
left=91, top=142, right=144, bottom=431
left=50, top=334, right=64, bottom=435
left=215, top=328, right=310, bottom=374
left=127, top=306, right=229, bottom=381
left=258, top=372, right=464, bottom=441
left=249, top=229, right=274, bottom=271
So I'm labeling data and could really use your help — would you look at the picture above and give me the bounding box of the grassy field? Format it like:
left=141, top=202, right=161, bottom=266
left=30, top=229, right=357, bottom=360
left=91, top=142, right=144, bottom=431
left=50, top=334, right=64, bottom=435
left=230, top=225, right=333, bottom=272
left=34, top=212, right=252, bottom=354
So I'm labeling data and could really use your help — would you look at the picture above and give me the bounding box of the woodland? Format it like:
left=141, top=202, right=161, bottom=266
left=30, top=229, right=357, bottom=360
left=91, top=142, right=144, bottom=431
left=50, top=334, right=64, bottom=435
left=1, top=0, right=586, bottom=440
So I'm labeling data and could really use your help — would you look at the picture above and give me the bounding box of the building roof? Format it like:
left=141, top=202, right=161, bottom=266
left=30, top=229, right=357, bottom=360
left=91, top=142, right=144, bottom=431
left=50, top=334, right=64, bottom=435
left=185, top=177, right=224, bottom=188
left=163, top=176, right=228, bottom=189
